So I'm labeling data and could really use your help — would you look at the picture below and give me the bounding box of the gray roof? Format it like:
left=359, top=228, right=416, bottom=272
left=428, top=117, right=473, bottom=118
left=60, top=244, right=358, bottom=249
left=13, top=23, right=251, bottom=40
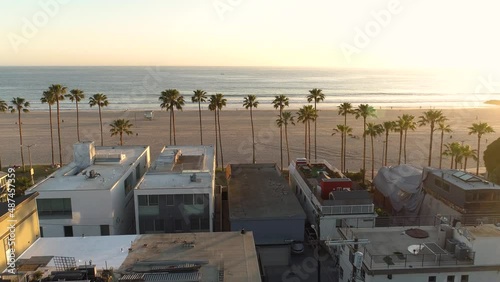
left=428, top=168, right=499, bottom=191
left=228, top=163, right=306, bottom=220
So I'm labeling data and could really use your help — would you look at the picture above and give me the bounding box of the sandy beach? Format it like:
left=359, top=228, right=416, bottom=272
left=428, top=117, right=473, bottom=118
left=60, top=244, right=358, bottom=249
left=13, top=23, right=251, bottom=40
left=1, top=107, right=499, bottom=174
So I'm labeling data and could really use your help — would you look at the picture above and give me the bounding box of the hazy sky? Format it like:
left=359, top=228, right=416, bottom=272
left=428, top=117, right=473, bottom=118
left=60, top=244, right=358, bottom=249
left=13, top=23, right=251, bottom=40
left=2, top=0, right=499, bottom=70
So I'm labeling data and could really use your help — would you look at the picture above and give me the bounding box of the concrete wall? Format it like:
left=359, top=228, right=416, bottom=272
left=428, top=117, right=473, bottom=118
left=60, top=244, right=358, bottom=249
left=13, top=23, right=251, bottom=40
left=0, top=194, right=40, bottom=271
left=231, top=218, right=305, bottom=245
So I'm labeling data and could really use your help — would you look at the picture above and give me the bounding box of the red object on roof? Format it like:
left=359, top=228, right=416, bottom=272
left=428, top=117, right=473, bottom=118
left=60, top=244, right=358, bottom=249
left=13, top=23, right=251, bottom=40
left=320, top=179, right=352, bottom=200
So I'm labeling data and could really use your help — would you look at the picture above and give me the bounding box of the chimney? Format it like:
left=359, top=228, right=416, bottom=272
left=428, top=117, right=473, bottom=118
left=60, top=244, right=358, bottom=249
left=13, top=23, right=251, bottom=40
left=73, top=141, right=96, bottom=168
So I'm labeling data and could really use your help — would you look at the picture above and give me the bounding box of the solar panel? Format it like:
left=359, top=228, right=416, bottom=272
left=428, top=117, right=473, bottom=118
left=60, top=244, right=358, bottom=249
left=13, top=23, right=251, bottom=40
left=424, top=242, right=447, bottom=254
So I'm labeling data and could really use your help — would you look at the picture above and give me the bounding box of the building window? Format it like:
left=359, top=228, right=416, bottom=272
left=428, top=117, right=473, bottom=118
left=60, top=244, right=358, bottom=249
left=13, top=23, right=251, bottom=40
left=184, top=194, right=194, bottom=205
left=339, top=267, right=343, bottom=279
left=442, top=183, right=450, bottom=192
left=166, top=195, right=174, bottom=206
left=447, top=276, right=455, bottom=282
left=190, top=217, right=201, bottom=230
left=64, top=226, right=73, bottom=237
left=154, top=219, right=165, bottom=232
left=138, top=195, right=159, bottom=206
left=100, top=225, right=110, bottom=236
left=174, top=219, right=183, bottom=231
left=37, top=198, right=72, bottom=218
left=428, top=276, right=436, bottom=282
left=461, top=275, right=469, bottom=282
left=194, top=194, right=204, bottom=205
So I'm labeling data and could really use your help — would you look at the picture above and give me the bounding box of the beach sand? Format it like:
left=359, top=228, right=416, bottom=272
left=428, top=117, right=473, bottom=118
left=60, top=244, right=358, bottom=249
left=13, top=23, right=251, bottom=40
left=1, top=107, right=499, bottom=175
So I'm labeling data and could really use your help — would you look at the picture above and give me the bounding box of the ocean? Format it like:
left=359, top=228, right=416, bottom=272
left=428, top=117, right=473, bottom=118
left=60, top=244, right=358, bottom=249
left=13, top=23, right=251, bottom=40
left=0, top=66, right=497, bottom=111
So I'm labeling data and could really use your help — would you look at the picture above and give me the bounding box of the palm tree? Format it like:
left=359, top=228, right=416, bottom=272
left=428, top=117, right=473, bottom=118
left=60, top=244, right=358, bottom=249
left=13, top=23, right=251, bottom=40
left=159, top=89, right=184, bottom=145
left=276, top=111, right=295, bottom=167
left=0, top=99, right=7, bottom=112
left=109, top=119, right=133, bottom=146
left=297, top=105, right=317, bottom=159
left=243, top=95, right=259, bottom=164
left=338, top=102, right=354, bottom=172
left=395, top=117, right=405, bottom=165
left=307, top=89, right=325, bottom=160
left=48, top=84, right=67, bottom=166
left=272, top=95, right=289, bottom=170
left=437, top=122, right=453, bottom=169
left=89, top=93, right=109, bottom=146
left=418, top=110, right=446, bottom=167
left=40, top=91, right=56, bottom=166
left=468, top=122, right=495, bottom=175
left=443, top=142, right=462, bottom=169
left=459, top=144, right=477, bottom=172
left=355, top=104, right=377, bottom=182
left=382, top=121, right=396, bottom=166
left=402, top=114, right=416, bottom=164
left=9, top=97, right=30, bottom=171
left=210, top=94, right=227, bottom=168
left=66, top=89, right=85, bottom=142
left=191, top=90, right=207, bottom=145
left=333, top=124, right=353, bottom=172
left=209, top=98, right=218, bottom=167
left=365, top=123, right=384, bottom=180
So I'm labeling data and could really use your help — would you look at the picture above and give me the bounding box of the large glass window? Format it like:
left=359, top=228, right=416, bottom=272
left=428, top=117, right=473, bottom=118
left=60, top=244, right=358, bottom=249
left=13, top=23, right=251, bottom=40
left=166, top=195, right=174, bottom=206
left=184, top=194, right=194, bottom=205
left=37, top=198, right=72, bottom=218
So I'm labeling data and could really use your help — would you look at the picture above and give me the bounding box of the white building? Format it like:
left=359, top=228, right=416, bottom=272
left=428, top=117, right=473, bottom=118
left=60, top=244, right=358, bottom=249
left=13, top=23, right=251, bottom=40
left=338, top=222, right=500, bottom=282
left=289, top=159, right=377, bottom=240
left=134, top=145, right=215, bottom=234
left=27, top=141, right=150, bottom=237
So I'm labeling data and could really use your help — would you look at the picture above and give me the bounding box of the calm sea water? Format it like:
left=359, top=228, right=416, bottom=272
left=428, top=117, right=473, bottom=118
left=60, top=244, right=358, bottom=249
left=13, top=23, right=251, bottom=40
left=0, top=66, right=497, bottom=111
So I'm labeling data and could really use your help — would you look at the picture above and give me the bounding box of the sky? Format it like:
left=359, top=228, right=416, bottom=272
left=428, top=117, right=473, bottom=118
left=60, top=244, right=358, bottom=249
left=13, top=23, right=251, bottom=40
left=1, top=0, right=500, bottom=70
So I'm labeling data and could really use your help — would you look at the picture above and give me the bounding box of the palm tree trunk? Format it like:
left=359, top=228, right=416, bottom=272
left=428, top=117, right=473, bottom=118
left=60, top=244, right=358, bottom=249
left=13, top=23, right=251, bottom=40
left=169, top=110, right=172, bottom=145
left=49, top=104, right=55, bottom=166
left=314, top=102, right=317, bottom=160
left=285, top=124, right=290, bottom=167
left=18, top=111, right=25, bottom=171
left=371, top=135, right=375, bottom=180
left=308, top=120, right=311, bottom=160
left=76, top=100, right=80, bottom=142
left=214, top=109, right=218, bottom=168
left=120, top=132, right=123, bottom=146
left=384, top=131, right=389, bottom=166
left=217, top=110, right=224, bottom=168
left=304, top=123, right=307, bottom=158
left=398, top=131, right=403, bottom=165
left=343, top=114, right=347, bottom=173
left=99, top=105, right=103, bottom=146
left=198, top=101, right=203, bottom=145
left=450, top=155, right=454, bottom=169
left=172, top=110, right=177, bottom=145
left=340, top=131, right=344, bottom=172
left=464, top=157, right=468, bottom=172
left=438, top=130, right=444, bottom=169
left=476, top=136, right=481, bottom=175
left=279, top=109, right=283, bottom=170
left=362, top=118, right=367, bottom=182
left=428, top=124, right=434, bottom=167
left=250, top=107, right=255, bottom=164
left=404, top=130, right=408, bottom=164
left=56, top=99, right=63, bottom=166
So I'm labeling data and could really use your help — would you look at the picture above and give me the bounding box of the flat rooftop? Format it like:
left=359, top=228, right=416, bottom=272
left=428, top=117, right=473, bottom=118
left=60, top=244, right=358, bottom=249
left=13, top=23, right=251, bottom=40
left=228, top=163, right=306, bottom=220
left=340, top=225, right=474, bottom=270
left=429, top=169, right=499, bottom=190
left=18, top=235, right=139, bottom=270
left=28, top=146, right=148, bottom=192
left=137, top=145, right=215, bottom=190
left=119, top=232, right=261, bottom=282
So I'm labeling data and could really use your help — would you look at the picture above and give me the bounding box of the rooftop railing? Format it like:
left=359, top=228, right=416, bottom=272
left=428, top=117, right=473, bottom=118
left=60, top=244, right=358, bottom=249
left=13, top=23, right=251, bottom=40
left=321, top=204, right=374, bottom=215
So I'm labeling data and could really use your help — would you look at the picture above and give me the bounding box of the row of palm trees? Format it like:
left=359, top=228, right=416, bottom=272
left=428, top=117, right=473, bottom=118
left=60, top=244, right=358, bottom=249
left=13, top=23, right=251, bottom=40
left=1, top=89, right=496, bottom=181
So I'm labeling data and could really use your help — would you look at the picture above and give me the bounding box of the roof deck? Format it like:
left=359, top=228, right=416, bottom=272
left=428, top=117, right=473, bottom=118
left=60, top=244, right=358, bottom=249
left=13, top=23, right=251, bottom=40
left=291, top=159, right=374, bottom=216
left=28, top=146, right=149, bottom=192
left=339, top=225, right=475, bottom=270
left=137, top=146, right=215, bottom=190
left=429, top=169, right=498, bottom=191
